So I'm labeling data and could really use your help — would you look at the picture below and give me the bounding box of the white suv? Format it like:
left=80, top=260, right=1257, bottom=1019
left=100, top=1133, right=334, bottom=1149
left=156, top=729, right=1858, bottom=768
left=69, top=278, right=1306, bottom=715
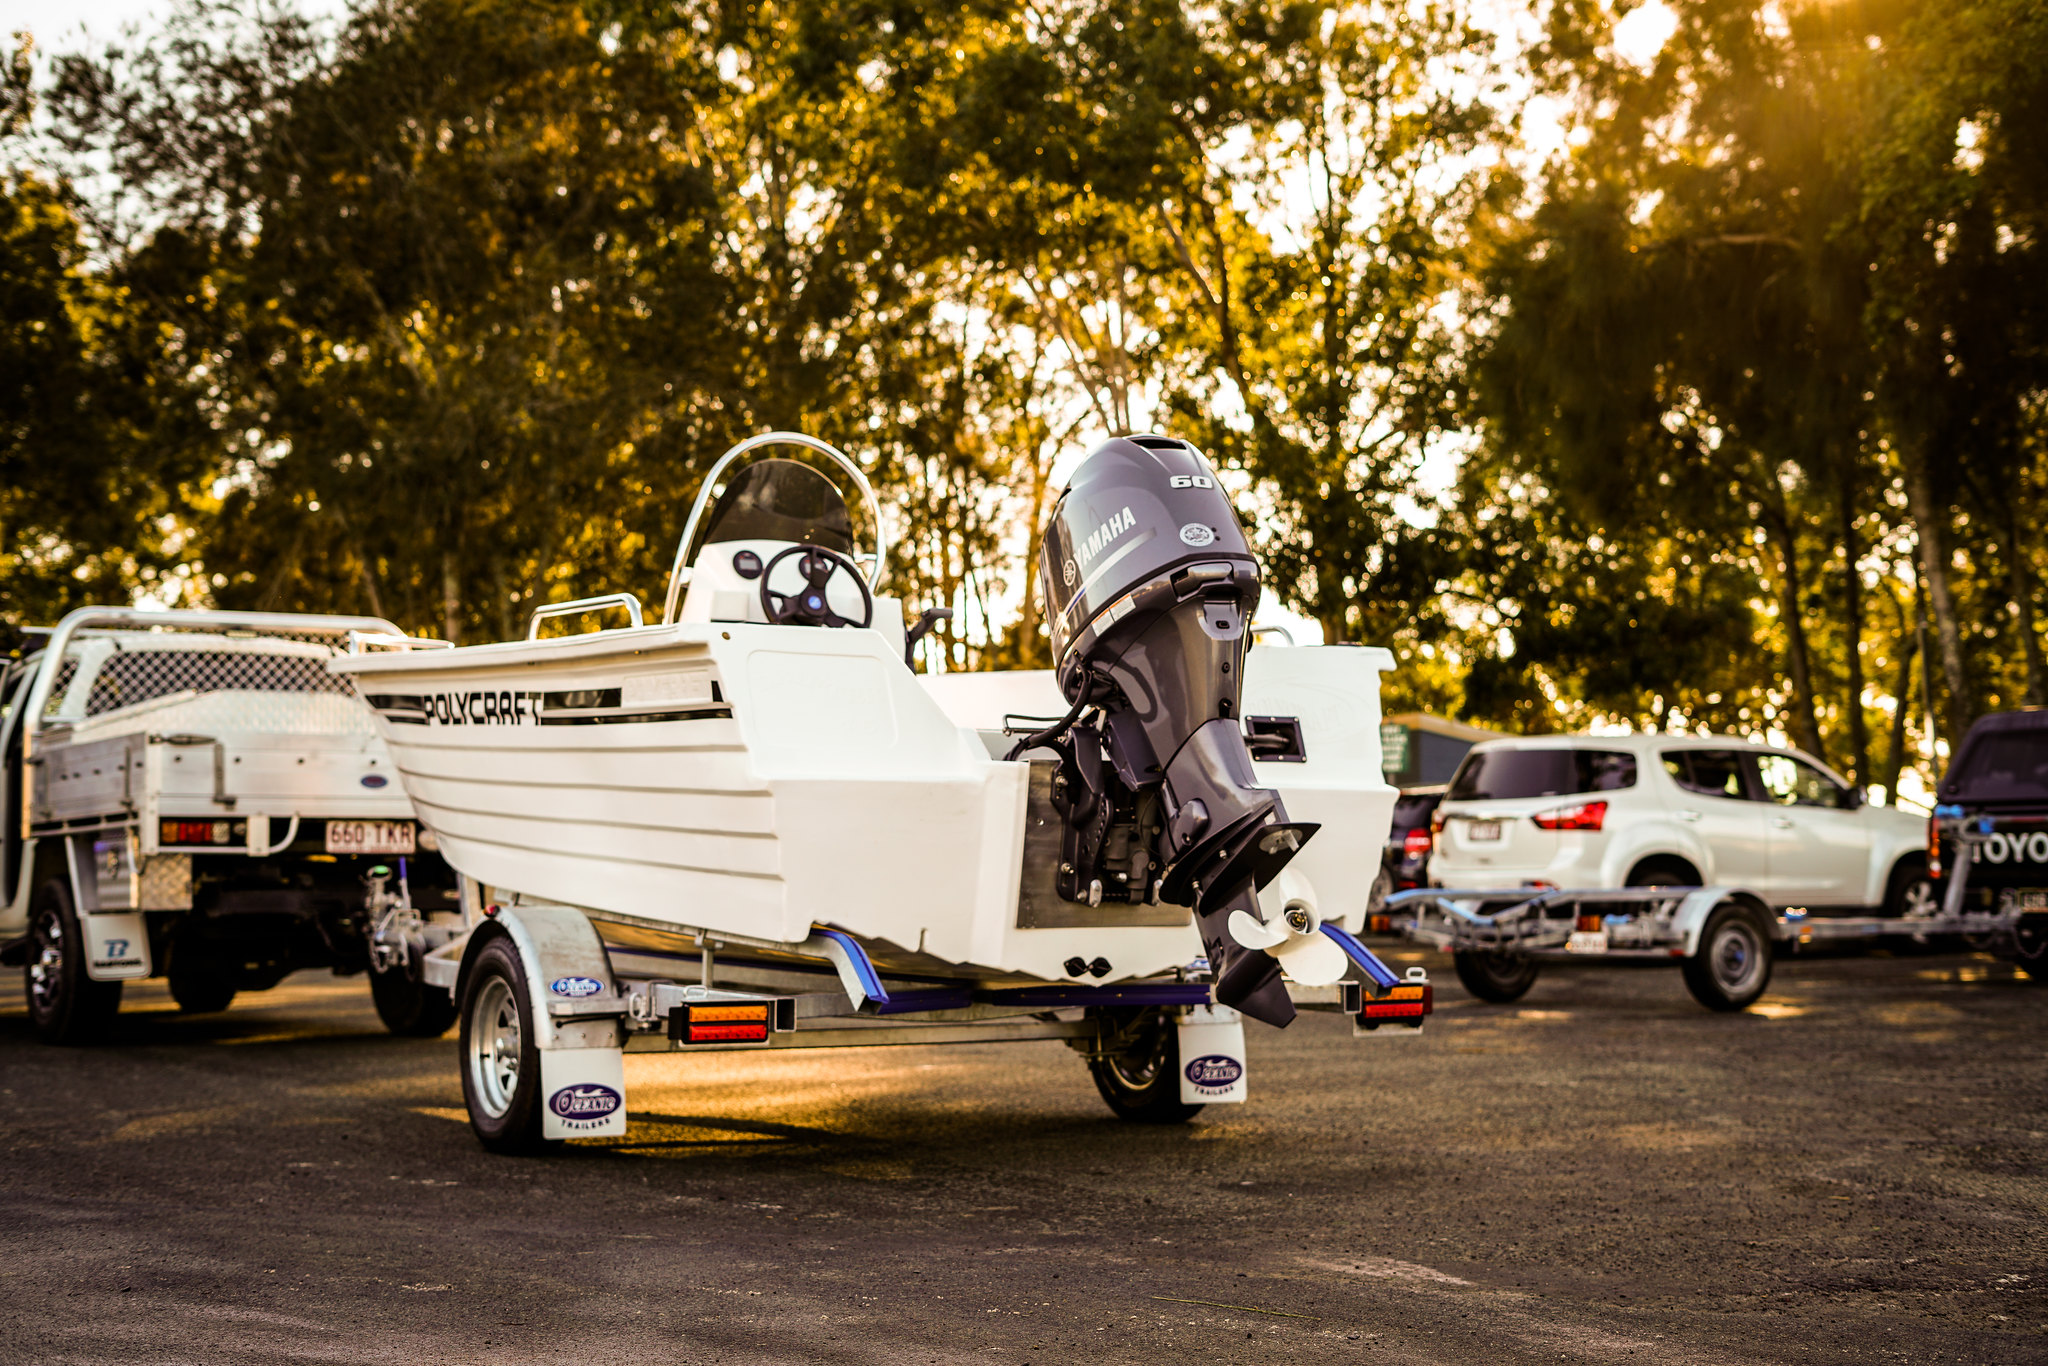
left=1427, top=735, right=1931, bottom=915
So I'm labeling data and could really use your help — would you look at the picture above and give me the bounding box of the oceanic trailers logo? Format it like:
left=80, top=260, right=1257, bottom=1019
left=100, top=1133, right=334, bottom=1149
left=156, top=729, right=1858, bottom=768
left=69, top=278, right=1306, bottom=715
left=1074, top=506, right=1137, bottom=569
left=548, top=1084, right=623, bottom=1131
left=1184, top=1054, right=1243, bottom=1095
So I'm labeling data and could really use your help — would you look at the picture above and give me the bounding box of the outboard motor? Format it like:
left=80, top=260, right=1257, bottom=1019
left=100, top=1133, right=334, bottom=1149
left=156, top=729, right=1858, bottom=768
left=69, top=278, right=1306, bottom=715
left=1023, top=434, right=1316, bottom=1028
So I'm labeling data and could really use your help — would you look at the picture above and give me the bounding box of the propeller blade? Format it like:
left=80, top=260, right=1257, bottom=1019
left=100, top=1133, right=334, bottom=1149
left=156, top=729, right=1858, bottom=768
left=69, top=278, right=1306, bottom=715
left=1228, top=909, right=1287, bottom=951
left=1272, top=931, right=1348, bottom=986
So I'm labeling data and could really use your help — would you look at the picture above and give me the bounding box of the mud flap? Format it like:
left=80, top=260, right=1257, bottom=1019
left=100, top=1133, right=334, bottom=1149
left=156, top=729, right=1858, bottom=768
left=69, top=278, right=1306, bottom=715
left=1177, top=1004, right=1247, bottom=1105
left=540, top=1047, right=628, bottom=1140
left=83, top=912, right=151, bottom=981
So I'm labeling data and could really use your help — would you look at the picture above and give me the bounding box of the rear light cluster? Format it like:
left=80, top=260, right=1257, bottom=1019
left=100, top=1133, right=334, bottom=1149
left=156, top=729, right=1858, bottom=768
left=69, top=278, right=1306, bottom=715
left=160, top=819, right=242, bottom=846
left=1533, top=800, right=1607, bottom=832
left=1928, top=815, right=1941, bottom=879
left=1402, top=828, right=1432, bottom=858
left=669, top=1002, right=771, bottom=1044
left=1357, top=981, right=1432, bottom=1026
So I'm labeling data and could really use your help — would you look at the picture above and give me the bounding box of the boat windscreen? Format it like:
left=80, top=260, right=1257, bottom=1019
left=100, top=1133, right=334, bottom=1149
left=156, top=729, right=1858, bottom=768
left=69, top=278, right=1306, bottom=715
left=701, top=458, right=854, bottom=553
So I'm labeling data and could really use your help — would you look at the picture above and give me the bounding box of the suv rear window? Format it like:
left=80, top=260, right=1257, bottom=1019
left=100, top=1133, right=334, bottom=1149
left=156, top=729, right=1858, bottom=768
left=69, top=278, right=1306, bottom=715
left=1943, top=726, right=2048, bottom=801
left=1664, top=749, right=1750, bottom=800
left=1447, top=747, right=1637, bottom=801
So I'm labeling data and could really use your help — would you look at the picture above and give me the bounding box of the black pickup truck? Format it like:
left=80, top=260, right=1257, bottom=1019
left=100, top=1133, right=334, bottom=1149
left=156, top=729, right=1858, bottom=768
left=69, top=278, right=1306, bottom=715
left=1932, top=709, right=2048, bottom=974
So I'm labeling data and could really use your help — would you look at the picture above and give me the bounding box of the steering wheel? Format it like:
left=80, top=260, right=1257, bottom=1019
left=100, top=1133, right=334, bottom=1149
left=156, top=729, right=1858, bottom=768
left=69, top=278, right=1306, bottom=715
left=759, top=545, right=874, bottom=629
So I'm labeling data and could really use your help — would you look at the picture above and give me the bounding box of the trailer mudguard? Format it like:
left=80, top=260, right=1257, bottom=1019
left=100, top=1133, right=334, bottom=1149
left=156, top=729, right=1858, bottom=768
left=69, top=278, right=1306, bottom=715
left=1673, top=889, right=1768, bottom=956
left=458, top=903, right=627, bottom=1140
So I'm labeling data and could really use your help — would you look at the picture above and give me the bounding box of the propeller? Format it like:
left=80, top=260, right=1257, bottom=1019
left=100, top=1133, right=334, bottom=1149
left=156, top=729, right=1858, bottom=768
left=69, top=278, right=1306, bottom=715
left=1226, top=868, right=1348, bottom=986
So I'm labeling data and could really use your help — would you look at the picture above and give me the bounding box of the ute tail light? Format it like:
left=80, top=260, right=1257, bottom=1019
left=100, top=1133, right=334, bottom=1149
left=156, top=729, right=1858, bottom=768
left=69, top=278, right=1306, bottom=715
left=160, top=819, right=241, bottom=846
left=1402, top=827, right=1433, bottom=858
left=1533, top=800, right=1608, bottom=832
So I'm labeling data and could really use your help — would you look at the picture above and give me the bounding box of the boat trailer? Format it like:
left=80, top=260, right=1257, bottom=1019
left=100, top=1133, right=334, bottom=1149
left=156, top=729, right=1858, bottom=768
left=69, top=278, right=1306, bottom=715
left=1381, top=829, right=2042, bottom=1012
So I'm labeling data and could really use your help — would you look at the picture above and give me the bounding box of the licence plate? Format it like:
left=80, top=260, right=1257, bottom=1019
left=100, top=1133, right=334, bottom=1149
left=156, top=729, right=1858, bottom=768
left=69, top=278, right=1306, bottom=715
left=2018, top=891, right=2048, bottom=912
left=326, top=820, right=416, bottom=856
left=1566, top=930, right=1610, bottom=955
left=1467, top=820, right=1502, bottom=842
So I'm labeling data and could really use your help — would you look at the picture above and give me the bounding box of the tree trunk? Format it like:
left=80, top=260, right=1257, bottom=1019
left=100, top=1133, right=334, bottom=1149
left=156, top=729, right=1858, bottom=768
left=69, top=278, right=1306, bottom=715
left=2004, top=491, right=2047, bottom=706
left=1762, top=503, right=1826, bottom=760
left=441, top=551, right=461, bottom=645
left=1903, top=452, right=1970, bottom=738
left=1838, top=472, right=1868, bottom=786
left=1878, top=607, right=1917, bottom=806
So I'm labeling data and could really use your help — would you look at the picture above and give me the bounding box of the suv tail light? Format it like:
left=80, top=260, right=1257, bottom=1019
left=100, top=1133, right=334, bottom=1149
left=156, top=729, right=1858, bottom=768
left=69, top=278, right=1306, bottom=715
left=1532, top=800, right=1607, bottom=832
left=1430, top=809, right=1446, bottom=835
left=1402, top=827, right=1432, bottom=858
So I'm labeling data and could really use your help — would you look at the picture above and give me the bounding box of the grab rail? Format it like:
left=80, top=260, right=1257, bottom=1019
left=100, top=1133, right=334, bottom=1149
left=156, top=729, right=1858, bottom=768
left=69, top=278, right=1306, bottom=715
left=527, top=592, right=645, bottom=640
left=346, top=631, right=454, bottom=655
left=662, top=432, right=889, bottom=625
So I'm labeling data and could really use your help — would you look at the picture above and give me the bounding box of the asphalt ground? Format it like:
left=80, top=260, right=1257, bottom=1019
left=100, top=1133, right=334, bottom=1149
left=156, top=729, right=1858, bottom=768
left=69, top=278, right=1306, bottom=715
left=1, top=946, right=2043, bottom=1365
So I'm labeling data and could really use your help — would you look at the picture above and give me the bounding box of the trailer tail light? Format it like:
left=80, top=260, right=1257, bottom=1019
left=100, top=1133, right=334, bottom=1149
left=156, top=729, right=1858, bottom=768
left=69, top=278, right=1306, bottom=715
left=1533, top=800, right=1607, bottom=832
left=670, top=1002, right=771, bottom=1044
left=1928, top=815, right=1941, bottom=879
left=1403, top=827, right=1432, bottom=858
left=160, top=819, right=237, bottom=846
left=1356, top=981, right=1432, bottom=1028
left=1576, top=914, right=1603, bottom=933
left=1367, top=913, right=1393, bottom=933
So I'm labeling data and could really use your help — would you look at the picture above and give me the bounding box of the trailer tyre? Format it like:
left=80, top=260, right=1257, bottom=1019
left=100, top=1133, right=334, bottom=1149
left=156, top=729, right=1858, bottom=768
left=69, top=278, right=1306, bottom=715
left=2010, top=917, right=2048, bottom=980
left=1681, top=900, right=1773, bottom=1011
left=1451, top=950, right=1540, bottom=1004
left=370, top=959, right=459, bottom=1037
left=1086, top=1007, right=1202, bottom=1124
left=458, top=936, right=555, bottom=1154
left=25, top=879, right=122, bottom=1045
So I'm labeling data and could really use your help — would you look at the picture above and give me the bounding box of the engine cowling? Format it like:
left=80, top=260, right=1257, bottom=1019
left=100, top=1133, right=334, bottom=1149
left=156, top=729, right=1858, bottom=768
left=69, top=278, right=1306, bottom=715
left=1034, top=434, right=1314, bottom=1027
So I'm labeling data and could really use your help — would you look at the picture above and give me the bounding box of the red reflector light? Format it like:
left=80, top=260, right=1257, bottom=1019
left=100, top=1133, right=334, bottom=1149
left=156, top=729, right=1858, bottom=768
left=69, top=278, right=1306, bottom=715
left=1533, top=800, right=1607, bottom=832
left=160, top=819, right=233, bottom=845
left=688, top=1022, right=770, bottom=1043
left=1360, top=983, right=1433, bottom=1020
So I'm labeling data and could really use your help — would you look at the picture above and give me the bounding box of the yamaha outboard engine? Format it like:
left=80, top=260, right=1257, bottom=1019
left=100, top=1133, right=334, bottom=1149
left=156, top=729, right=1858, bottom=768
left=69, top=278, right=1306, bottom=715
left=1025, top=434, right=1315, bottom=1028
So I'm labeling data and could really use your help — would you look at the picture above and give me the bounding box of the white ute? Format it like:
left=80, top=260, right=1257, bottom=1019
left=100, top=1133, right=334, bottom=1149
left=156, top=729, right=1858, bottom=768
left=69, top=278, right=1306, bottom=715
left=0, top=609, right=465, bottom=1042
left=332, top=432, right=1432, bottom=1153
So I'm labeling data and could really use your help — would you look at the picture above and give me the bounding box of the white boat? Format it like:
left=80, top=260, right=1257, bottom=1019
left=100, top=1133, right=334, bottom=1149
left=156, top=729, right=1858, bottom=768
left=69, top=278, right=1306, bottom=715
left=334, top=435, right=1396, bottom=991
left=333, top=433, right=1424, bottom=1151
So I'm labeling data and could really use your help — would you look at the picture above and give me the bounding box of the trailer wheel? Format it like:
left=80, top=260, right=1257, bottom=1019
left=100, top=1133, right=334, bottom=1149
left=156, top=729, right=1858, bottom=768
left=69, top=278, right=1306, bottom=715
left=370, top=958, right=459, bottom=1037
left=169, top=971, right=236, bottom=1015
left=1681, top=900, right=1773, bottom=1011
left=2010, top=917, right=2048, bottom=980
left=1451, top=950, right=1539, bottom=1004
left=24, top=879, right=122, bottom=1045
left=458, top=936, right=554, bottom=1153
left=1086, top=1007, right=1202, bottom=1124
